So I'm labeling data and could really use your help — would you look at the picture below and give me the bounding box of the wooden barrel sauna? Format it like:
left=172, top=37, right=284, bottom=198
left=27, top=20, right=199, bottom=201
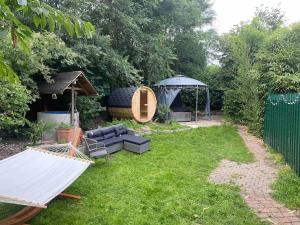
left=107, top=86, right=157, bottom=123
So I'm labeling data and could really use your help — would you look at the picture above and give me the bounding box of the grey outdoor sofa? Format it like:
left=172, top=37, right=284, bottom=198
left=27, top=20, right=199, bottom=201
left=84, top=124, right=150, bottom=158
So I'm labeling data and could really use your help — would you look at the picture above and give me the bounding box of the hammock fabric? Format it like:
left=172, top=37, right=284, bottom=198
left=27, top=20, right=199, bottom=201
left=0, top=148, right=91, bottom=208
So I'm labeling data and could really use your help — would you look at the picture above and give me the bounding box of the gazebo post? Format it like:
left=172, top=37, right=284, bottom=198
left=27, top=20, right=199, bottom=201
left=195, top=86, right=198, bottom=121
left=205, top=87, right=211, bottom=120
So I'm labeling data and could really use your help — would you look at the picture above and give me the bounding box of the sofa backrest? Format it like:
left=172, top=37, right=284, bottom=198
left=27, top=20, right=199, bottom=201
left=86, top=124, right=128, bottom=141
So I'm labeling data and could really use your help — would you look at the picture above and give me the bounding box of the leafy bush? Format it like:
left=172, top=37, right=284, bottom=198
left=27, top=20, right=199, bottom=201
left=76, top=96, right=104, bottom=125
left=0, top=80, right=32, bottom=136
left=28, top=122, right=56, bottom=145
left=155, top=104, right=171, bottom=123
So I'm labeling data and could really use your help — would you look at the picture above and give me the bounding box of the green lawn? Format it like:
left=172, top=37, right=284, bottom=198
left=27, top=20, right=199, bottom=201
left=272, top=166, right=300, bottom=209
left=106, top=119, right=188, bottom=132
left=265, top=146, right=300, bottom=209
left=0, top=126, right=266, bottom=225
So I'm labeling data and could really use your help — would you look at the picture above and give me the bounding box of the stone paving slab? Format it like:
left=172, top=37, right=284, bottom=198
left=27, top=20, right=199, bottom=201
left=179, top=115, right=223, bottom=128
left=209, top=126, right=300, bottom=225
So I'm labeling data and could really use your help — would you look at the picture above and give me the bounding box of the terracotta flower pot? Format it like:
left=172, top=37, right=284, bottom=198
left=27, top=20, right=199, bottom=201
left=56, top=128, right=74, bottom=143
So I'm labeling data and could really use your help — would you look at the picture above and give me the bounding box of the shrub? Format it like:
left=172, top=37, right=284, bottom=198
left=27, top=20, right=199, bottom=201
left=28, top=121, right=56, bottom=145
left=0, top=80, right=32, bottom=137
left=76, top=96, right=104, bottom=124
left=155, top=104, right=171, bottom=123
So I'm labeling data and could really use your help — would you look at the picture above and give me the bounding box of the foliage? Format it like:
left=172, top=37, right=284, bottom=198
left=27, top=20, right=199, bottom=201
left=28, top=121, right=55, bottom=145
left=219, top=7, right=299, bottom=135
left=57, top=122, right=74, bottom=129
left=1, top=0, right=216, bottom=135
left=1, top=32, right=80, bottom=98
left=155, top=104, right=171, bottom=123
left=0, top=125, right=265, bottom=225
left=106, top=119, right=145, bottom=130
left=73, top=36, right=141, bottom=88
left=44, top=0, right=214, bottom=86
left=105, top=119, right=187, bottom=132
left=0, top=0, right=95, bottom=81
left=0, top=80, right=32, bottom=135
left=76, top=95, right=103, bottom=123
left=272, top=166, right=300, bottom=209
left=180, top=65, right=224, bottom=111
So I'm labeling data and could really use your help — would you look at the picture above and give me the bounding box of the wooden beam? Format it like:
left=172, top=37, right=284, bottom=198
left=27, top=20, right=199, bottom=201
left=77, top=82, right=89, bottom=95
left=66, top=87, right=85, bottom=92
left=0, top=192, right=81, bottom=225
left=59, top=193, right=81, bottom=200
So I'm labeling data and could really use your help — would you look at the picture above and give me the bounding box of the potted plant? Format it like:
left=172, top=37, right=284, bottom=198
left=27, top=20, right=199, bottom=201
left=56, top=123, right=74, bottom=143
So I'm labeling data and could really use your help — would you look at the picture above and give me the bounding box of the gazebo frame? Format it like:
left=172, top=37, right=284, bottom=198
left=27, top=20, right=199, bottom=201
left=154, top=75, right=211, bottom=121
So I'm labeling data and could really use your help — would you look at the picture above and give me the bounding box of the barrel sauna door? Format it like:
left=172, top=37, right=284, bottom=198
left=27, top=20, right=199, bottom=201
left=140, top=90, right=148, bottom=120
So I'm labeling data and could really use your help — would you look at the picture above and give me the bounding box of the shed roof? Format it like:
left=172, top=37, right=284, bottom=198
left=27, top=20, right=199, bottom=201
left=107, top=87, right=137, bottom=108
left=38, top=71, right=98, bottom=96
left=154, top=75, right=207, bottom=88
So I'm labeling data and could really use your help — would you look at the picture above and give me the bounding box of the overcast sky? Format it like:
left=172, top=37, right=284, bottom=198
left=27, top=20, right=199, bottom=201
left=212, top=0, right=300, bottom=34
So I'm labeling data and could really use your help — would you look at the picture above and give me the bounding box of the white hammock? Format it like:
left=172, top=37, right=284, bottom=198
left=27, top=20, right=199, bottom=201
left=0, top=147, right=92, bottom=208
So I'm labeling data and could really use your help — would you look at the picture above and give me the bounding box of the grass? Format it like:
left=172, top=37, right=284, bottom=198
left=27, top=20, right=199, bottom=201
left=0, top=126, right=266, bottom=225
left=272, top=166, right=300, bottom=209
left=264, top=145, right=300, bottom=209
left=106, top=119, right=188, bottom=132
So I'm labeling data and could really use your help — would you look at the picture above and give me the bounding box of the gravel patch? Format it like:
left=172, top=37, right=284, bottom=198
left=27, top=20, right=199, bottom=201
left=0, top=140, right=29, bottom=160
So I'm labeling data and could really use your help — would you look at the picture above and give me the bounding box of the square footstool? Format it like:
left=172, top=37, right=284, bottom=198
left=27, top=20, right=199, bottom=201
left=120, top=135, right=150, bottom=154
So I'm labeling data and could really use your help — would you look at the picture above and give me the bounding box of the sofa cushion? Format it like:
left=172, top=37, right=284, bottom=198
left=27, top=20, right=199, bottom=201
left=104, top=132, right=115, bottom=139
left=87, top=129, right=103, bottom=138
left=120, top=134, right=150, bottom=145
left=94, top=136, right=105, bottom=142
left=114, top=125, right=124, bottom=136
left=119, top=129, right=128, bottom=135
left=115, top=127, right=127, bottom=136
left=102, top=127, right=115, bottom=135
left=101, top=137, right=123, bottom=147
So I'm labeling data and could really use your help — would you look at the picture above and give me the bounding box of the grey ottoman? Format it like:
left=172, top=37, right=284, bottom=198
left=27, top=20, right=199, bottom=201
left=120, top=135, right=150, bottom=154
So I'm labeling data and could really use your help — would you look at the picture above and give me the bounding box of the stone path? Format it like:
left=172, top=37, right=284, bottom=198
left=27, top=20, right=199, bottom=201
left=209, top=126, right=300, bottom=225
left=179, top=115, right=223, bottom=128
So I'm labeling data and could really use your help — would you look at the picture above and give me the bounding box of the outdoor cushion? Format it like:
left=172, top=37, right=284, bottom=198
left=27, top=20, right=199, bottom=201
left=94, top=136, right=105, bottom=142
left=116, top=128, right=127, bottom=136
left=102, top=127, right=115, bottom=135
left=120, top=134, right=150, bottom=145
left=104, top=132, right=115, bottom=139
left=87, top=129, right=102, bottom=138
left=114, top=125, right=125, bottom=136
left=100, top=137, right=123, bottom=147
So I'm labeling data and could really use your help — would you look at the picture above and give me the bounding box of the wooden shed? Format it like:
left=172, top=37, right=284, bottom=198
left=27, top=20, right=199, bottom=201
left=107, top=86, right=157, bottom=123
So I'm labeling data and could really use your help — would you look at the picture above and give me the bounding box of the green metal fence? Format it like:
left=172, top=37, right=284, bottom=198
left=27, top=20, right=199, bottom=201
left=264, top=93, right=300, bottom=175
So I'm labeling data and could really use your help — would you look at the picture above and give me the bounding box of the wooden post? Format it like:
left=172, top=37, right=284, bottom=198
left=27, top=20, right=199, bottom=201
left=71, top=85, right=75, bottom=125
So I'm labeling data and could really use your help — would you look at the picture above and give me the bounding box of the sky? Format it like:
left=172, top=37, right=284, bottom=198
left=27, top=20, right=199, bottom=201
left=212, top=0, right=300, bottom=34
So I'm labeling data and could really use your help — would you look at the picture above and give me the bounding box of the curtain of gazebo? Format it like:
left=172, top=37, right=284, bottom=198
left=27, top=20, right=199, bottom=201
left=156, top=88, right=181, bottom=107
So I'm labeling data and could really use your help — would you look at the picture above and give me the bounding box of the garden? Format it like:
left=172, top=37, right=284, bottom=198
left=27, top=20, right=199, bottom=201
left=2, top=0, right=300, bottom=225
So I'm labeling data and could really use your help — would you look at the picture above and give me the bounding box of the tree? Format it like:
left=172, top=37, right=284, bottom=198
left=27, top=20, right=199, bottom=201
left=0, top=0, right=95, bottom=81
left=43, top=0, right=214, bottom=85
left=219, top=7, right=300, bottom=135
